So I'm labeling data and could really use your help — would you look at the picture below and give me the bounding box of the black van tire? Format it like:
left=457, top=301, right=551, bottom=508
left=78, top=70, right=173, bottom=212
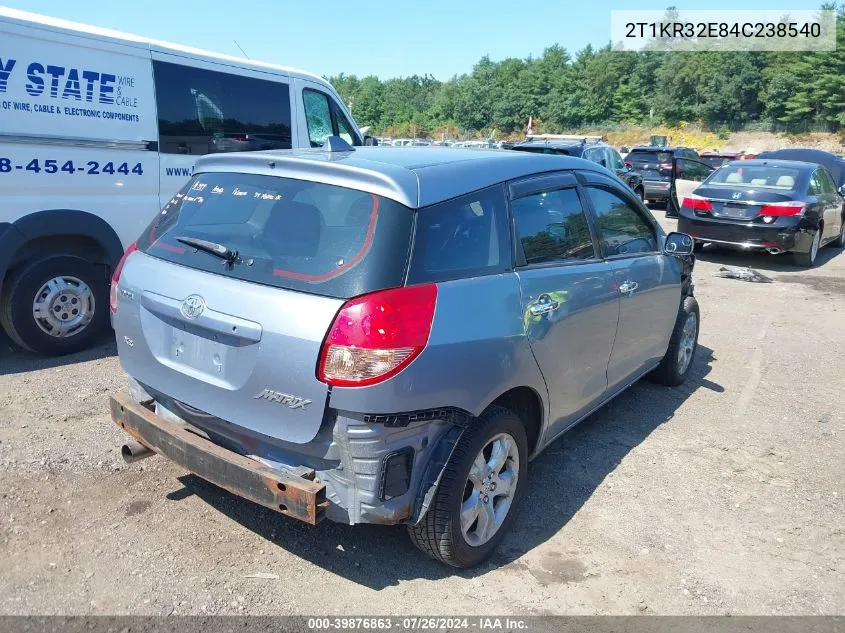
left=408, top=406, right=528, bottom=568
left=0, top=255, right=109, bottom=356
left=649, top=295, right=700, bottom=387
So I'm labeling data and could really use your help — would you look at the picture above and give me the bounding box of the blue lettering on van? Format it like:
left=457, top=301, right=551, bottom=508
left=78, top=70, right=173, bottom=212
left=0, top=58, right=15, bottom=92
left=62, top=69, right=81, bottom=100
left=0, top=60, right=133, bottom=106
left=25, top=62, right=45, bottom=96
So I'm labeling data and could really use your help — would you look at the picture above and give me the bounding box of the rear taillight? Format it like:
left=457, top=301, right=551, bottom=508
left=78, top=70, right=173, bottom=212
left=682, top=195, right=713, bottom=212
left=758, top=202, right=805, bottom=217
left=659, top=163, right=672, bottom=170
left=109, top=242, right=137, bottom=313
left=318, top=284, right=438, bottom=387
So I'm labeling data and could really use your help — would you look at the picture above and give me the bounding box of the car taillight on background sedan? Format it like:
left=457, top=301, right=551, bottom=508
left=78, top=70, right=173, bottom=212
left=109, top=242, right=138, bottom=313
left=757, top=202, right=806, bottom=217
left=682, top=195, right=713, bottom=212
left=318, top=284, right=438, bottom=387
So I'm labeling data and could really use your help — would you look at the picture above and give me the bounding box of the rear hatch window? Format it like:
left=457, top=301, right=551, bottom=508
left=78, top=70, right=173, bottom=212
left=627, top=150, right=672, bottom=164
left=138, top=173, right=414, bottom=299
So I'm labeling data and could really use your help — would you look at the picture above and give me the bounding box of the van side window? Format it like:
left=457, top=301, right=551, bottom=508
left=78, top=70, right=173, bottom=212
left=512, top=187, right=596, bottom=263
left=408, top=185, right=511, bottom=283
left=303, top=88, right=360, bottom=147
left=154, top=61, right=292, bottom=155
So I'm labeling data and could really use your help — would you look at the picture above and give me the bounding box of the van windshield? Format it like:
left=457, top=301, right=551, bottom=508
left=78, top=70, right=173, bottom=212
left=137, top=173, right=414, bottom=299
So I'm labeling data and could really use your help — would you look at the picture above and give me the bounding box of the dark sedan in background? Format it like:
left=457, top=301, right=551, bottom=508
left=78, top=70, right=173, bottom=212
left=678, top=159, right=845, bottom=267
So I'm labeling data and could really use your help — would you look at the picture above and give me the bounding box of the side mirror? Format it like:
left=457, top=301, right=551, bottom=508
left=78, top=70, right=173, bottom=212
left=363, top=135, right=378, bottom=146
left=664, top=232, right=694, bottom=256
left=838, top=184, right=845, bottom=197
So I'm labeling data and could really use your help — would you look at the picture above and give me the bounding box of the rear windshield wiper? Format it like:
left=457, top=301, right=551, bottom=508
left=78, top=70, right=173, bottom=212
left=176, top=236, right=239, bottom=264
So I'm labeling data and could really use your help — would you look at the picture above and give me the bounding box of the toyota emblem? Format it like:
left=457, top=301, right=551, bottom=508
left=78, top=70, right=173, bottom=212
left=180, top=294, right=206, bottom=320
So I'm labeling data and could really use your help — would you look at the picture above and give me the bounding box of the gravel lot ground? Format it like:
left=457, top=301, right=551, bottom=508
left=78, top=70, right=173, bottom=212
left=1, top=211, right=843, bottom=616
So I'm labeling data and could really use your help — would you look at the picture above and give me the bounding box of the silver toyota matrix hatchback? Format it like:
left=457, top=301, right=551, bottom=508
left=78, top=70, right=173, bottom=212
left=110, top=143, right=699, bottom=568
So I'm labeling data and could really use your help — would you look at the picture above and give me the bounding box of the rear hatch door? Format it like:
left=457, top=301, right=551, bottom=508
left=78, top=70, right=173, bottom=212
left=627, top=150, right=673, bottom=180
left=113, top=171, right=414, bottom=444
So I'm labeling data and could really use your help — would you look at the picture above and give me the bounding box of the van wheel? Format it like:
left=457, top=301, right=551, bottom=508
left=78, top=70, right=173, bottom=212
left=408, top=406, right=527, bottom=568
left=649, top=296, right=699, bottom=387
left=0, top=256, right=109, bottom=356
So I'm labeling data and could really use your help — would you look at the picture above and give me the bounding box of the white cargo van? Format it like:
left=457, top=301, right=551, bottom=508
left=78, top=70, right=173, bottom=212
left=0, top=8, right=368, bottom=355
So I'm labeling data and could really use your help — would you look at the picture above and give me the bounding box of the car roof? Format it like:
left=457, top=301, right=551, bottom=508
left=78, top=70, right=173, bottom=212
left=722, top=159, right=818, bottom=170
left=513, top=140, right=598, bottom=149
left=193, top=147, right=605, bottom=208
left=756, top=148, right=845, bottom=186
left=630, top=146, right=689, bottom=151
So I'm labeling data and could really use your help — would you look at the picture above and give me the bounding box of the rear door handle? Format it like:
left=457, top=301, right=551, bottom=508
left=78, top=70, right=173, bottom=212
left=618, top=281, right=639, bottom=296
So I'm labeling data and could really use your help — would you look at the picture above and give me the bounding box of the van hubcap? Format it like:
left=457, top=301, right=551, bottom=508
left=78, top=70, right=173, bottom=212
left=677, top=312, right=697, bottom=375
left=32, top=276, right=94, bottom=338
left=460, top=432, right=519, bottom=547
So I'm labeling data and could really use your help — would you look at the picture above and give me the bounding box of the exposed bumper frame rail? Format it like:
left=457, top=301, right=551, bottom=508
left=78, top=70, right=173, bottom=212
left=109, top=392, right=328, bottom=524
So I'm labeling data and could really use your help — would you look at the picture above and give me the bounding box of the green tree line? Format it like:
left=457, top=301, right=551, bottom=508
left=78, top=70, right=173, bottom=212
left=329, top=4, right=845, bottom=137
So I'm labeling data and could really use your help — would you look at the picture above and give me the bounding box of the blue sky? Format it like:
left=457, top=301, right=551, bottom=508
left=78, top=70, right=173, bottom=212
left=7, top=0, right=822, bottom=80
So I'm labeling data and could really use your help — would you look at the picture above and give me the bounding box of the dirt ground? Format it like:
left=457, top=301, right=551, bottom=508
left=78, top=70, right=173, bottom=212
left=0, top=211, right=843, bottom=616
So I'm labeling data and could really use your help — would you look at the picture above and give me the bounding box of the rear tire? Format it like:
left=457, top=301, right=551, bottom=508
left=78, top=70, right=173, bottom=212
left=791, top=228, right=821, bottom=268
left=0, top=255, right=109, bottom=355
left=408, top=406, right=528, bottom=568
left=649, top=296, right=699, bottom=387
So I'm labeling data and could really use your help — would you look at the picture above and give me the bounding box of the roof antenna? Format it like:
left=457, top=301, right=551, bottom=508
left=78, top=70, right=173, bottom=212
left=233, top=40, right=250, bottom=59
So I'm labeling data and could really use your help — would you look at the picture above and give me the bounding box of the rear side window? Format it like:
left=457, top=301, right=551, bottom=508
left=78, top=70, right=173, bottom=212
left=608, top=149, right=625, bottom=170
left=512, top=188, right=596, bottom=263
left=408, top=185, right=511, bottom=283
left=584, top=187, right=657, bottom=256
left=137, top=173, right=413, bottom=299
left=154, top=61, right=292, bottom=155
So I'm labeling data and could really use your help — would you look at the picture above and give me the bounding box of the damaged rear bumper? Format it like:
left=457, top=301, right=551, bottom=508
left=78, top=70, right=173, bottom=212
left=110, top=393, right=329, bottom=524
left=111, top=389, right=465, bottom=527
